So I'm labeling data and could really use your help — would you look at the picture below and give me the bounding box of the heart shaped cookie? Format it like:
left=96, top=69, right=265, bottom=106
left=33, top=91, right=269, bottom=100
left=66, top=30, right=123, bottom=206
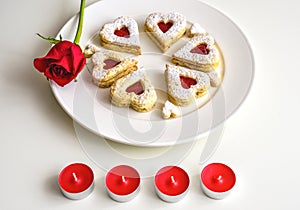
left=145, top=12, right=186, bottom=52
left=100, top=16, right=141, bottom=55
left=110, top=69, right=157, bottom=112
left=165, top=64, right=210, bottom=106
left=91, top=51, right=138, bottom=88
left=172, top=33, right=220, bottom=72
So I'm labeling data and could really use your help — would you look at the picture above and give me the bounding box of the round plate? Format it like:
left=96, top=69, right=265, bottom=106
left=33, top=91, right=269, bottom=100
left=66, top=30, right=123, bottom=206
left=50, top=0, right=254, bottom=147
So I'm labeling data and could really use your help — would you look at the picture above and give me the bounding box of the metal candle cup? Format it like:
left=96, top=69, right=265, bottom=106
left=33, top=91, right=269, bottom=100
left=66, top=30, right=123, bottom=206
left=105, top=165, right=141, bottom=202
left=200, top=163, right=236, bottom=199
left=58, top=163, right=94, bottom=200
left=154, top=166, right=190, bottom=202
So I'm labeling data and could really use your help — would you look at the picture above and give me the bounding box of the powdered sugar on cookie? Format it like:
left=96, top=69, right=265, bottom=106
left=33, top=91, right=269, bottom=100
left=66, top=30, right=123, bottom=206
left=145, top=12, right=186, bottom=40
left=100, top=16, right=141, bottom=55
left=145, top=12, right=187, bottom=52
left=91, top=51, right=138, bottom=87
left=188, top=23, right=207, bottom=37
left=110, top=68, right=157, bottom=112
left=100, top=16, right=140, bottom=46
left=206, top=70, right=222, bottom=87
left=162, top=100, right=181, bottom=119
left=173, top=34, right=218, bottom=65
left=165, top=64, right=210, bottom=106
left=84, top=44, right=101, bottom=57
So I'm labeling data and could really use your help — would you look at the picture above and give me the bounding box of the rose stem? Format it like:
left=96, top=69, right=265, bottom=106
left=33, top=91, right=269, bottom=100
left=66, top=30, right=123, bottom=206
left=74, top=0, right=86, bottom=45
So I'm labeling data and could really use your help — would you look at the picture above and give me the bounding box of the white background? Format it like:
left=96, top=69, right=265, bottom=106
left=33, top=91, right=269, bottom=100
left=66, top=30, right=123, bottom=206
left=1, top=0, right=300, bottom=209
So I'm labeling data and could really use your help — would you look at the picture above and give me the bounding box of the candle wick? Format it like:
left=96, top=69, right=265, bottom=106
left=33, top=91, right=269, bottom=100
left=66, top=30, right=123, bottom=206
left=170, top=175, right=176, bottom=184
left=214, top=175, right=223, bottom=183
left=121, top=176, right=127, bottom=183
left=72, top=172, right=78, bottom=182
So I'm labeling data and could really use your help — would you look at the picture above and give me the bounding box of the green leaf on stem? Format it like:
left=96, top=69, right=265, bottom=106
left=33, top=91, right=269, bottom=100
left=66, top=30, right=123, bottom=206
left=36, top=33, right=62, bottom=44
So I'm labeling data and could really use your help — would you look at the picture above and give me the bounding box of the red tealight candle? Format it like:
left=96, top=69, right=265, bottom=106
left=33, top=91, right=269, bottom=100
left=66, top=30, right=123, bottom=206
left=105, top=165, right=141, bottom=202
left=58, top=163, right=94, bottom=200
left=154, top=166, right=190, bottom=202
left=200, top=163, right=236, bottom=199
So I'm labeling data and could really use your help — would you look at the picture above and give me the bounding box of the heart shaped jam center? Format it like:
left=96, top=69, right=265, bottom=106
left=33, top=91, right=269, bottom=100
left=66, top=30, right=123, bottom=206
left=103, top=59, right=121, bottom=70
left=180, top=76, right=197, bottom=89
left=157, top=21, right=173, bottom=33
left=114, top=26, right=130, bottom=38
left=190, top=43, right=210, bottom=55
left=126, top=81, right=144, bottom=95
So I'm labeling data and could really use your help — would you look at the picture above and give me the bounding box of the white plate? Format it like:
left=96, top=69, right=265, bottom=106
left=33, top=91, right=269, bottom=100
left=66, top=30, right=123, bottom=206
left=50, top=0, right=254, bottom=147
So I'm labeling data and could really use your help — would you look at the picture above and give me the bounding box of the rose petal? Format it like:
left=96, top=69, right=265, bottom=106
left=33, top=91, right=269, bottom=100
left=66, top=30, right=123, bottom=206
left=44, top=67, right=74, bottom=87
left=53, top=74, right=73, bottom=87
left=51, top=56, right=73, bottom=73
left=43, top=41, right=74, bottom=59
left=70, top=44, right=86, bottom=74
left=33, top=57, right=54, bottom=73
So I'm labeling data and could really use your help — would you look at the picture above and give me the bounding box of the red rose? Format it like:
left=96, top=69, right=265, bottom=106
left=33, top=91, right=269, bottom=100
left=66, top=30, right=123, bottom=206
left=34, top=40, right=86, bottom=87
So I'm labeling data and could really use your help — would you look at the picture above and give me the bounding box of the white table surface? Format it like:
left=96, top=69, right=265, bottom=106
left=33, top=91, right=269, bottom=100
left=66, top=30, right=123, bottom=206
left=1, top=0, right=300, bottom=209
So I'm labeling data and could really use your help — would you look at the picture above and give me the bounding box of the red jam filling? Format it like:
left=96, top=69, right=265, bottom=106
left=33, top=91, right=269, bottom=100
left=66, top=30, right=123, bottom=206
left=157, top=21, right=173, bottom=33
left=114, top=26, right=130, bottom=38
left=180, top=76, right=197, bottom=89
left=126, top=81, right=144, bottom=95
left=190, top=43, right=210, bottom=55
left=103, top=59, right=121, bottom=70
